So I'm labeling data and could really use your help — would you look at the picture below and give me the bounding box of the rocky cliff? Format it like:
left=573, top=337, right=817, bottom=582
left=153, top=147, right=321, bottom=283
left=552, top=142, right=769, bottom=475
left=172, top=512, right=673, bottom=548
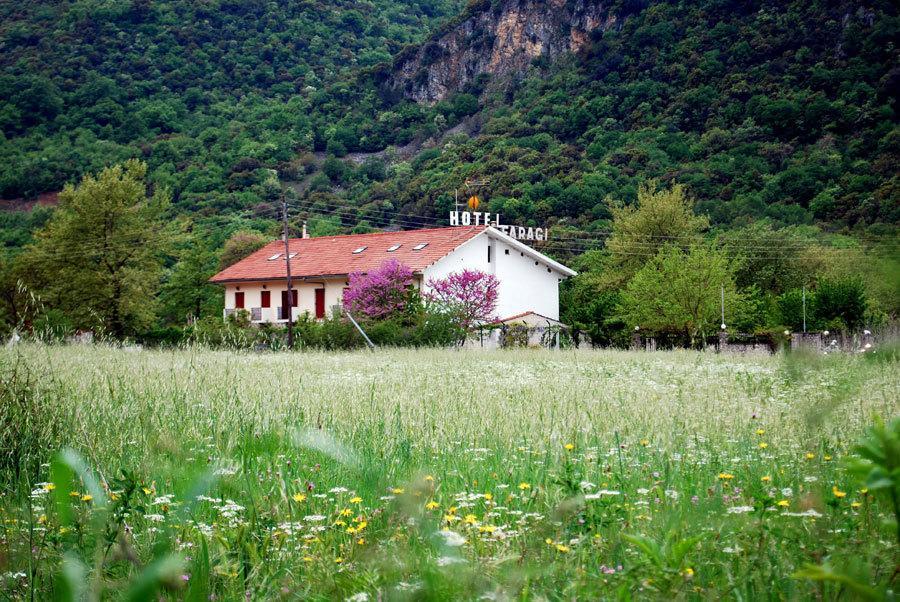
left=384, top=0, right=617, bottom=103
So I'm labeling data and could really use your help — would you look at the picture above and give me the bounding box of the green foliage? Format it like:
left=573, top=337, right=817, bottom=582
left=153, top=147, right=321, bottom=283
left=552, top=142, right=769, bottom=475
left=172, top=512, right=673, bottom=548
left=619, top=243, right=742, bottom=345
left=604, top=182, right=709, bottom=285
left=845, top=415, right=900, bottom=543
left=217, top=230, right=269, bottom=271
left=18, top=160, right=171, bottom=338
left=812, top=278, right=868, bottom=332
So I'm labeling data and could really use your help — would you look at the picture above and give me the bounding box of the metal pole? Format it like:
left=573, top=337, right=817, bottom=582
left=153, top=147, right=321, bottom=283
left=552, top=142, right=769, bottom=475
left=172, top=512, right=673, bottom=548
left=344, top=309, right=376, bottom=350
left=720, top=285, right=725, bottom=326
left=282, top=195, right=294, bottom=349
left=802, top=286, right=806, bottom=333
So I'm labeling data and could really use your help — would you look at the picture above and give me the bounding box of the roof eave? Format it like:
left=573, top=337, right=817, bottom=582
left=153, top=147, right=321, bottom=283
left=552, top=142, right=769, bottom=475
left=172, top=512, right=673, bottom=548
left=209, top=271, right=426, bottom=285
left=484, top=227, right=578, bottom=277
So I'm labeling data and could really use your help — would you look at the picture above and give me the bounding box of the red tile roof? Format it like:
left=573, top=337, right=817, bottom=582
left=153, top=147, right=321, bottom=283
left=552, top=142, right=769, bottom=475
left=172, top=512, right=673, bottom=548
left=210, top=226, right=486, bottom=283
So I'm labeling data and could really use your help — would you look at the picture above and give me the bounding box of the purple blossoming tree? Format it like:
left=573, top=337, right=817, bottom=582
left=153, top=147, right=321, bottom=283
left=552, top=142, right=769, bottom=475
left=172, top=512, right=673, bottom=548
left=342, top=259, right=415, bottom=319
left=426, top=269, right=500, bottom=330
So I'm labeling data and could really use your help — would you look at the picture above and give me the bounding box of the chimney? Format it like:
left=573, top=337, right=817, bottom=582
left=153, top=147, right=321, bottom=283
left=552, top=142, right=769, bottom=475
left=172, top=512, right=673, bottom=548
left=302, top=221, right=309, bottom=239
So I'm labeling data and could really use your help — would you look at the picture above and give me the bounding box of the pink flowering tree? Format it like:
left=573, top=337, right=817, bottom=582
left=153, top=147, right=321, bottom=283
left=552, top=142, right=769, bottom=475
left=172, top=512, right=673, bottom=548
left=426, top=269, right=500, bottom=330
left=342, top=259, right=415, bottom=319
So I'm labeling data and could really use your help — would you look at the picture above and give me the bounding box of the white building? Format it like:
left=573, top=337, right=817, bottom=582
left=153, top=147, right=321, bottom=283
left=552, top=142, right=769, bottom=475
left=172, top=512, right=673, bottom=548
left=210, top=225, right=576, bottom=323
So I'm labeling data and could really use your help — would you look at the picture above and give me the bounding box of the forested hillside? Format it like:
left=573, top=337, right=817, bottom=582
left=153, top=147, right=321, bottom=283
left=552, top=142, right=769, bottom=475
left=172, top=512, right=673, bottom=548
left=0, top=0, right=897, bottom=342
left=0, top=0, right=463, bottom=200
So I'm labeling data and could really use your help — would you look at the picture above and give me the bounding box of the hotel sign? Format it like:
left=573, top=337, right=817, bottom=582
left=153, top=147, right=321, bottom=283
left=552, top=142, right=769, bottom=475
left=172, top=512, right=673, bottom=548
left=449, top=211, right=549, bottom=242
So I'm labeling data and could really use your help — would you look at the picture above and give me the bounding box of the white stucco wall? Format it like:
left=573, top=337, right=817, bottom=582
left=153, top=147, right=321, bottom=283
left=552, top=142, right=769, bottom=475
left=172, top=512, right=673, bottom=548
left=421, top=232, right=566, bottom=321
left=224, top=278, right=348, bottom=323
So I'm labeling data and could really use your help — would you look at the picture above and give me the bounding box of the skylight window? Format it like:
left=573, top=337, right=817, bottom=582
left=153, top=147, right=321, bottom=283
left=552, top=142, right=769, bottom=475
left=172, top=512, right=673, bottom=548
left=353, top=246, right=367, bottom=254
left=387, top=244, right=401, bottom=252
left=413, top=243, right=428, bottom=250
left=268, top=253, right=283, bottom=260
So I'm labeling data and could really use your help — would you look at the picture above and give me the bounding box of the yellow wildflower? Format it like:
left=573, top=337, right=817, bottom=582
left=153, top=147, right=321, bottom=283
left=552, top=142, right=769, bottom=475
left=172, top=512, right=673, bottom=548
left=425, top=501, right=440, bottom=510
left=464, top=514, right=477, bottom=525
left=755, top=429, right=765, bottom=435
left=391, top=488, right=405, bottom=495
left=340, top=508, right=353, bottom=517
left=292, top=493, right=306, bottom=503
left=717, top=473, right=734, bottom=480
left=69, top=491, right=81, bottom=498
left=302, top=556, right=314, bottom=562
left=333, top=520, right=346, bottom=527
left=356, top=521, right=367, bottom=530
left=776, top=500, right=790, bottom=508
left=346, top=526, right=357, bottom=535
left=850, top=501, right=861, bottom=508
left=758, top=442, right=768, bottom=449
left=334, top=557, right=343, bottom=564
left=81, top=494, right=92, bottom=502
left=545, top=538, right=554, bottom=545
left=824, top=455, right=832, bottom=461
left=805, top=453, right=815, bottom=460
left=555, top=544, right=570, bottom=553
left=518, top=482, right=531, bottom=490
left=683, top=567, right=694, bottom=577
left=43, top=483, right=56, bottom=492
left=444, top=514, right=459, bottom=523
left=478, top=525, right=496, bottom=534
left=832, top=486, right=846, bottom=499
left=484, top=492, right=493, bottom=501
left=761, top=475, right=771, bottom=483
left=37, top=514, right=47, bottom=524
left=349, top=496, right=362, bottom=504
left=356, top=538, right=365, bottom=545
left=424, top=475, right=434, bottom=482
left=564, top=443, right=575, bottom=451
left=141, top=487, right=152, bottom=495
left=640, top=439, right=650, bottom=447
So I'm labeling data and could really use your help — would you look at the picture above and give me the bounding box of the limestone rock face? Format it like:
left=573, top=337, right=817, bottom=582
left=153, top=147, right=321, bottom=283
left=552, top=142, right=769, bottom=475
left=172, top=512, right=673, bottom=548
left=385, top=0, right=616, bottom=103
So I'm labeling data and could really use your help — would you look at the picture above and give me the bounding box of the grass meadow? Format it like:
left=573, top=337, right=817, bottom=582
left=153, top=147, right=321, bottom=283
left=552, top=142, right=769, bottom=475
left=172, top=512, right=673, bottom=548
left=0, top=344, right=897, bottom=600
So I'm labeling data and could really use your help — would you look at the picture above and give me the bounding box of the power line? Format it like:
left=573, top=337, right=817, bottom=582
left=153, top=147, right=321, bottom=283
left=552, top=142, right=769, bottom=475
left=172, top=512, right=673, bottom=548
left=245, top=203, right=898, bottom=260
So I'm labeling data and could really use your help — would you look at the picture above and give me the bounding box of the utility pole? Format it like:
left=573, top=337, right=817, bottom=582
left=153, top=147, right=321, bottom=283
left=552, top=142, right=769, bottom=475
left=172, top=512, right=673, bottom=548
left=802, top=286, right=806, bottom=333
left=720, top=285, right=725, bottom=329
left=282, top=194, right=294, bottom=349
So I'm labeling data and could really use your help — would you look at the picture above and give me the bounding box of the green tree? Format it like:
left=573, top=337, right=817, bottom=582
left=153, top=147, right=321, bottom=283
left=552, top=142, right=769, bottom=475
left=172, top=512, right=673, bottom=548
left=21, top=160, right=170, bottom=338
left=160, top=242, right=221, bottom=324
left=619, top=244, right=741, bottom=347
left=813, top=277, right=868, bottom=332
left=218, top=230, right=269, bottom=270
left=717, top=222, right=813, bottom=294
left=605, top=182, right=709, bottom=286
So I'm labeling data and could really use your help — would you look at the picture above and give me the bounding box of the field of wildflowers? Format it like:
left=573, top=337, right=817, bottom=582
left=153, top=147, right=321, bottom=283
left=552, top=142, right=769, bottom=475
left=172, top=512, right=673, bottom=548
left=0, top=344, right=897, bottom=600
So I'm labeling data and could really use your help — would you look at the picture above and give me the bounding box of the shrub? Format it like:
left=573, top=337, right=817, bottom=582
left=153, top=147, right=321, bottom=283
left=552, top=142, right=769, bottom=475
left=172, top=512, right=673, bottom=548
left=343, top=260, right=416, bottom=320
left=425, top=269, right=499, bottom=330
left=813, top=277, right=867, bottom=332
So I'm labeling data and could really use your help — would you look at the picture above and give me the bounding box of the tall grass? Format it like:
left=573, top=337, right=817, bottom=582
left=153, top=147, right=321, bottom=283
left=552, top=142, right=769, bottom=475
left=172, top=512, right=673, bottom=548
left=0, top=343, right=897, bottom=599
